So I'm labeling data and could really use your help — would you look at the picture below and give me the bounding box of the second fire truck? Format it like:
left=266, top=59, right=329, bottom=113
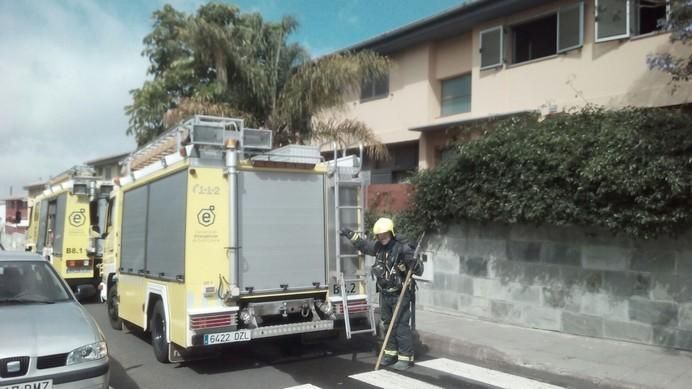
left=25, top=165, right=112, bottom=298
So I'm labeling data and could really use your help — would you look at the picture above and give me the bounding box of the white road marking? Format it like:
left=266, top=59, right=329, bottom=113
left=349, top=369, right=444, bottom=389
left=418, top=358, right=565, bottom=389
left=283, top=385, right=322, bottom=389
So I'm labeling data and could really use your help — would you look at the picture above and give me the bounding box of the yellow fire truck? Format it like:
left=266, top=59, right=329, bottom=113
left=103, top=115, right=376, bottom=363
left=25, top=166, right=113, bottom=298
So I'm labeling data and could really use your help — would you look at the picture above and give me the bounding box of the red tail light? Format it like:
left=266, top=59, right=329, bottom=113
left=189, top=313, right=237, bottom=330
left=334, top=299, right=369, bottom=314
left=66, top=260, right=90, bottom=268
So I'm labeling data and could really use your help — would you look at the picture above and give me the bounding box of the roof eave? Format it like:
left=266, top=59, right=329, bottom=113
left=84, top=152, right=130, bottom=166
left=337, top=0, right=549, bottom=55
left=410, top=110, right=537, bottom=132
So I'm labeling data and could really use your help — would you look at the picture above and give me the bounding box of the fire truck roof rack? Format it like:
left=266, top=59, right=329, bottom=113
left=47, top=165, right=96, bottom=186
left=123, top=124, right=188, bottom=173
left=123, top=115, right=278, bottom=174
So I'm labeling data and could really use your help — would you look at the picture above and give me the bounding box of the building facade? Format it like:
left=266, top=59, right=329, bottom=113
left=334, top=0, right=690, bottom=177
left=0, top=197, right=29, bottom=249
left=85, top=152, right=129, bottom=181
left=332, top=0, right=692, bottom=350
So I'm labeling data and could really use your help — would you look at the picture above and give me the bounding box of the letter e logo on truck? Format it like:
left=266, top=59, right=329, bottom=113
left=197, top=206, right=216, bottom=227
left=69, top=209, right=86, bottom=227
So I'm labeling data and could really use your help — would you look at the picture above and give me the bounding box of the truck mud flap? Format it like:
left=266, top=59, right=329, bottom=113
left=168, top=343, right=221, bottom=363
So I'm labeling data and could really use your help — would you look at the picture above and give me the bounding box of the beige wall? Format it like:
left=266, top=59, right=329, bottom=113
left=435, top=33, right=474, bottom=80
left=335, top=0, right=691, bottom=169
left=330, top=44, right=435, bottom=145
left=465, top=0, right=690, bottom=119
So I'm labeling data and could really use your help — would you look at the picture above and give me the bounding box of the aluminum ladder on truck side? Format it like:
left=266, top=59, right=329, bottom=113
left=329, top=143, right=377, bottom=340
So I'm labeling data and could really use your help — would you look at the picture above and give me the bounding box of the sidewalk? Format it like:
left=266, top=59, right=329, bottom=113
left=413, top=308, right=692, bottom=389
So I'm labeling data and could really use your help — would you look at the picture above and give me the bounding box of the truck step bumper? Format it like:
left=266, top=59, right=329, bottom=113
left=252, top=320, right=334, bottom=339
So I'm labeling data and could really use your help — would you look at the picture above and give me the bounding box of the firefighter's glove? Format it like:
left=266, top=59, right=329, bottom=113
left=339, top=229, right=358, bottom=241
left=412, top=259, right=424, bottom=276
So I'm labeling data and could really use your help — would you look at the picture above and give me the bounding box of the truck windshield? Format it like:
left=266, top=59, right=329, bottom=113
left=0, top=261, right=72, bottom=304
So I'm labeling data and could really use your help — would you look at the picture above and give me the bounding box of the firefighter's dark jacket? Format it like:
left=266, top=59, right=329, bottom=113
left=352, top=237, right=423, bottom=293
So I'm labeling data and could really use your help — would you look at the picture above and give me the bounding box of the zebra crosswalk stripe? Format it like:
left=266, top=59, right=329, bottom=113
left=349, top=369, right=444, bottom=389
left=418, top=358, right=566, bottom=389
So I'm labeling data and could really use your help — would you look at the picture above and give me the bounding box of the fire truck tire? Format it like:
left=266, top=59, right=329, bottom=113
left=107, top=285, right=123, bottom=330
left=150, top=300, right=170, bottom=363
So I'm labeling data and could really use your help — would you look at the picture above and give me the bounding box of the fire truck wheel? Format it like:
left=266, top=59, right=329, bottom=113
left=107, top=285, right=123, bottom=330
left=150, top=300, right=170, bottom=363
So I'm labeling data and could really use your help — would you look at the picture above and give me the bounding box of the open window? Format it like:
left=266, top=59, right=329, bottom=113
left=510, top=3, right=584, bottom=64
left=480, top=26, right=504, bottom=69
left=632, top=0, right=668, bottom=35
left=596, top=0, right=668, bottom=41
left=360, top=72, right=389, bottom=101
left=596, top=0, right=631, bottom=41
left=558, top=3, right=585, bottom=52
left=513, top=14, right=558, bottom=63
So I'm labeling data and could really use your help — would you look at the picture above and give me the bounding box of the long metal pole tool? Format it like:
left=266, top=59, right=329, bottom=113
left=374, top=232, right=425, bottom=371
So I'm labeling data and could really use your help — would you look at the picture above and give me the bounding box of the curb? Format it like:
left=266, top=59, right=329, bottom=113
left=414, top=329, right=657, bottom=389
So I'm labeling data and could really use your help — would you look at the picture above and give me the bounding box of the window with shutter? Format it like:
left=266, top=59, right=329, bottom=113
left=480, top=26, right=503, bottom=69
left=596, top=0, right=631, bottom=41
left=558, top=2, right=584, bottom=52
left=632, top=0, right=668, bottom=36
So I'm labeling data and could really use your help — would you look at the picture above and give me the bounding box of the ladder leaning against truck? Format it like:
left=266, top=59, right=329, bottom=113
left=25, top=165, right=113, bottom=299
left=102, top=115, right=377, bottom=363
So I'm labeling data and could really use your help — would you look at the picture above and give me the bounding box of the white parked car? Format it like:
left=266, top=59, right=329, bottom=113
left=0, top=251, right=109, bottom=389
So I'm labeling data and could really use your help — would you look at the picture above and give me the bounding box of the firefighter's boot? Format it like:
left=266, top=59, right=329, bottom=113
left=392, top=354, right=413, bottom=371
left=381, top=349, right=397, bottom=366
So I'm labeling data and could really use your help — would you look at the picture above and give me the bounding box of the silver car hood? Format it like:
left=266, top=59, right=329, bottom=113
left=0, top=302, right=104, bottom=359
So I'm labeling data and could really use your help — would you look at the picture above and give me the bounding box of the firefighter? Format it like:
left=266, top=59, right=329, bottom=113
left=340, top=217, right=423, bottom=371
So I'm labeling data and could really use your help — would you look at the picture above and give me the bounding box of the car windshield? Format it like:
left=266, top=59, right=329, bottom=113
left=0, top=261, right=72, bottom=304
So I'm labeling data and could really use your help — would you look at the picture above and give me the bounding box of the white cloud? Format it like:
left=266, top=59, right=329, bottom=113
left=300, top=40, right=338, bottom=59
left=336, top=2, right=360, bottom=27
left=0, top=0, right=149, bottom=196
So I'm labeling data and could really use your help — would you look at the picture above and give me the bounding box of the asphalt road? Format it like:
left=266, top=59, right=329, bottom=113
left=83, top=302, right=489, bottom=389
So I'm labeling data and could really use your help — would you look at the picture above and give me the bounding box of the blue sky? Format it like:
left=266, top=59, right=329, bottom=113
left=0, top=0, right=463, bottom=196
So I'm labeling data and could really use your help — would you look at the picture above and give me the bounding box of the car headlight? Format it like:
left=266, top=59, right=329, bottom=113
left=66, top=341, right=108, bottom=365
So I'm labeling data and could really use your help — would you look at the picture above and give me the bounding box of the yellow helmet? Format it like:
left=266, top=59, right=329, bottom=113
left=373, top=217, right=395, bottom=236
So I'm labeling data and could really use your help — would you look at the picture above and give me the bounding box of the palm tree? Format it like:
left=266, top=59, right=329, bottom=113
left=179, top=3, right=250, bottom=88
left=128, top=3, right=389, bottom=161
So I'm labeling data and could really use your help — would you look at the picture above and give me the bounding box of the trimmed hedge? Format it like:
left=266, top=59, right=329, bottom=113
left=405, top=106, right=692, bottom=239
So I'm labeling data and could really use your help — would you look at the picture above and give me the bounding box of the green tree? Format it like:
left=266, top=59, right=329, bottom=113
left=406, top=106, right=692, bottom=239
left=647, top=0, right=692, bottom=83
left=126, top=2, right=388, bottom=159
left=125, top=4, right=197, bottom=145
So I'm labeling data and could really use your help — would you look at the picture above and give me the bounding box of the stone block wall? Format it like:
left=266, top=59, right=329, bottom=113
left=416, top=222, right=692, bottom=350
